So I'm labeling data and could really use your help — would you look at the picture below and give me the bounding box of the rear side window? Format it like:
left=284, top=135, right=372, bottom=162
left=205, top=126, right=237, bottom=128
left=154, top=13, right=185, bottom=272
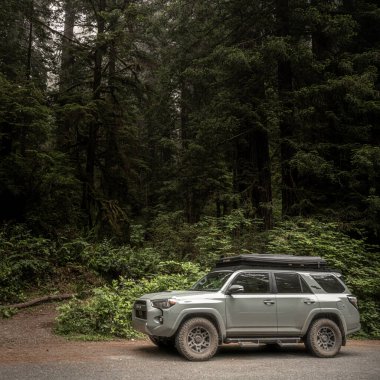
left=275, top=273, right=311, bottom=294
left=232, top=273, right=270, bottom=293
left=311, top=274, right=345, bottom=293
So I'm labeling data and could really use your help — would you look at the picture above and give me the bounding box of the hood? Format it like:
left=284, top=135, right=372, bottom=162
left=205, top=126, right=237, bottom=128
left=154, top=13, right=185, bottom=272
left=139, top=290, right=215, bottom=301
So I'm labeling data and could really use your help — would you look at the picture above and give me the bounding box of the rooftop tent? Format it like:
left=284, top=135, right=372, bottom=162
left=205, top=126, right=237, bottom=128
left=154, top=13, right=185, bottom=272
left=214, top=254, right=329, bottom=271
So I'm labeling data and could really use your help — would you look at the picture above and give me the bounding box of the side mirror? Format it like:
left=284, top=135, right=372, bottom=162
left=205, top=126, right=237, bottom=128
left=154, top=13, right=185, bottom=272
left=227, top=284, right=244, bottom=295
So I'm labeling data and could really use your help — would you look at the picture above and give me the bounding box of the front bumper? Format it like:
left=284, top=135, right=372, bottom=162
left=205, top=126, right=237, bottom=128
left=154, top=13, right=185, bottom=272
left=132, top=300, right=177, bottom=337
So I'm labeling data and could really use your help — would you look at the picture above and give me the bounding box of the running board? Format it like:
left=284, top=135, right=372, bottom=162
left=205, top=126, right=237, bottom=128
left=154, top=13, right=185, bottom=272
left=225, top=337, right=301, bottom=345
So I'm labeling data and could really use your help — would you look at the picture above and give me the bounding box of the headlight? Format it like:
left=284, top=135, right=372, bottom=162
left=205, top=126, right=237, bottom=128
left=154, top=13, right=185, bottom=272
left=151, top=298, right=177, bottom=309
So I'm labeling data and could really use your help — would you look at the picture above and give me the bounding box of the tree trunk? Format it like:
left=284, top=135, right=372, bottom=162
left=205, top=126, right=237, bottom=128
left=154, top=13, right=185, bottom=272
left=26, top=0, right=34, bottom=82
left=60, top=0, right=76, bottom=92
left=251, top=127, right=273, bottom=229
left=1, top=293, right=75, bottom=309
left=83, top=0, right=106, bottom=227
left=102, top=13, right=130, bottom=242
left=21, top=0, right=35, bottom=157
left=232, top=122, right=273, bottom=229
left=57, top=0, right=76, bottom=149
left=276, top=0, right=297, bottom=216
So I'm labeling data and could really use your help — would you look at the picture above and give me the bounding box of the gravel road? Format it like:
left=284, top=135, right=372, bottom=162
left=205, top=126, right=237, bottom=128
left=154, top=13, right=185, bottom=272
left=1, top=339, right=380, bottom=380
left=0, top=304, right=379, bottom=380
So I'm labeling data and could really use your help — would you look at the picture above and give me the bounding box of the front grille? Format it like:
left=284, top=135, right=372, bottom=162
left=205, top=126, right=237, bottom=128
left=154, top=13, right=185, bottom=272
left=134, top=300, right=147, bottom=320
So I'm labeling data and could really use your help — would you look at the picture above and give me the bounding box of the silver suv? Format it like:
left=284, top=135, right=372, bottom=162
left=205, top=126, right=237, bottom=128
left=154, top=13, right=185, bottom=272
left=132, top=254, right=360, bottom=361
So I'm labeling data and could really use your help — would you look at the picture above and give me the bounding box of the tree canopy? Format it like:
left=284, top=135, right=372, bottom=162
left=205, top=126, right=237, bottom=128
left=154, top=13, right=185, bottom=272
left=0, top=0, right=379, bottom=335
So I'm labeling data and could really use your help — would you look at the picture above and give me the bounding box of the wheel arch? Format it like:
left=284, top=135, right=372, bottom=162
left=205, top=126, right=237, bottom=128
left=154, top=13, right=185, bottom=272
left=175, top=311, right=225, bottom=343
left=304, top=312, right=347, bottom=346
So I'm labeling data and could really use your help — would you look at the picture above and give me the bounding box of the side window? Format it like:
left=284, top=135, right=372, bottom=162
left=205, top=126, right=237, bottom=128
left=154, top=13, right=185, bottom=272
left=275, top=273, right=311, bottom=294
left=311, top=274, right=345, bottom=293
left=300, top=276, right=312, bottom=294
left=275, top=273, right=301, bottom=293
left=232, top=273, right=270, bottom=294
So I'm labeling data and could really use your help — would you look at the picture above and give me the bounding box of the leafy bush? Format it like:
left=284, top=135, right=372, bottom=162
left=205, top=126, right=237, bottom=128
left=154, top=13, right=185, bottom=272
left=80, top=240, right=161, bottom=280
left=0, top=225, right=55, bottom=303
left=56, top=237, right=90, bottom=265
left=149, top=211, right=198, bottom=259
left=55, top=261, right=205, bottom=338
left=149, top=210, right=261, bottom=266
left=267, top=219, right=380, bottom=337
left=0, top=227, right=102, bottom=304
left=194, top=210, right=260, bottom=266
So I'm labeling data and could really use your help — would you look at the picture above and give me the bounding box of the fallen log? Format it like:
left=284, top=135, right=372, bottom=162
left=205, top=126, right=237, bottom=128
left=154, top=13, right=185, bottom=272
left=1, top=293, right=75, bottom=309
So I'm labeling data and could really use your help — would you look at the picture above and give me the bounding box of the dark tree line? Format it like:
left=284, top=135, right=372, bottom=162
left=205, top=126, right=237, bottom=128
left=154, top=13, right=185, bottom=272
left=0, top=0, right=379, bottom=243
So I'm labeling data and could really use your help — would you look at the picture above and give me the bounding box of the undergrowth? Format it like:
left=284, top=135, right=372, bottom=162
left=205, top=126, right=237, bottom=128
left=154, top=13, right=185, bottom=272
left=55, top=261, right=205, bottom=338
left=1, top=217, right=379, bottom=339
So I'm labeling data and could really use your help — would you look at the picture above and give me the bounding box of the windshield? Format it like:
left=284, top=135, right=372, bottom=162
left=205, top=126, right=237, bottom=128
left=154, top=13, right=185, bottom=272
left=191, top=271, right=233, bottom=291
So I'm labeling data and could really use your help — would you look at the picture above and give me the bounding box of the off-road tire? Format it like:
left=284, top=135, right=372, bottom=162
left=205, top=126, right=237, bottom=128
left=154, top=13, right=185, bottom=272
left=306, top=318, right=342, bottom=358
left=175, top=317, right=219, bottom=361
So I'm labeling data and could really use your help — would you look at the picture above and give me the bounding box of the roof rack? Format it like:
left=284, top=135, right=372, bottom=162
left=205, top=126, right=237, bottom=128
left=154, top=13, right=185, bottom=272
left=214, top=254, right=330, bottom=271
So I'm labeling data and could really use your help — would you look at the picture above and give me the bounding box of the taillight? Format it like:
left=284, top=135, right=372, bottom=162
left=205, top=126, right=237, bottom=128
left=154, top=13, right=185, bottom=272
left=347, top=295, right=358, bottom=309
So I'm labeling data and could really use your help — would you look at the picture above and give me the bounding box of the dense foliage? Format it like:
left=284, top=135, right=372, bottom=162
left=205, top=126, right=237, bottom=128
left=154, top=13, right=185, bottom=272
left=0, top=1, right=379, bottom=338
left=55, top=261, right=205, bottom=339
left=54, top=218, right=379, bottom=338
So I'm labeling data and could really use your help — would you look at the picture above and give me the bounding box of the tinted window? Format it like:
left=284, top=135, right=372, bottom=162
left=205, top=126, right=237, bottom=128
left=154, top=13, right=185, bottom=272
left=275, top=273, right=303, bottom=293
left=311, top=274, right=345, bottom=293
left=191, top=271, right=233, bottom=291
left=232, top=273, right=270, bottom=294
left=300, top=276, right=312, bottom=293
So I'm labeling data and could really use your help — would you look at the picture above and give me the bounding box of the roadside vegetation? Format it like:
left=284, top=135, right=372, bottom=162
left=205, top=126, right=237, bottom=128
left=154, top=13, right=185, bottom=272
left=1, top=217, right=379, bottom=339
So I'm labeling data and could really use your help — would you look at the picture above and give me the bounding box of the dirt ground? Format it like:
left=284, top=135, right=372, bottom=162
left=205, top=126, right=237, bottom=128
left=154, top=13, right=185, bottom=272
left=0, top=303, right=149, bottom=364
left=0, top=303, right=379, bottom=364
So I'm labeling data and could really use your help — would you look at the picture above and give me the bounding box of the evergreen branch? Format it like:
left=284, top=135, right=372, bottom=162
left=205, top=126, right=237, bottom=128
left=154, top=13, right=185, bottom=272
left=218, top=129, right=254, bottom=146
left=31, top=16, right=91, bottom=49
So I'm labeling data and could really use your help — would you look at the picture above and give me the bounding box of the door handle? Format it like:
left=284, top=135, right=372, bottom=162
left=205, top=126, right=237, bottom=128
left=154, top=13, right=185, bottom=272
left=263, top=300, right=275, bottom=305
left=303, top=299, right=316, bottom=305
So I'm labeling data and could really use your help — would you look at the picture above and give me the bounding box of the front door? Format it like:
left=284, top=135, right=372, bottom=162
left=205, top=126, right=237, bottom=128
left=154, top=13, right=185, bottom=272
left=225, top=272, right=277, bottom=336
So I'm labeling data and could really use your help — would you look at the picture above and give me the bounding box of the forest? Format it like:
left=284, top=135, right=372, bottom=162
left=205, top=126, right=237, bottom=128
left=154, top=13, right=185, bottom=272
left=0, top=0, right=379, bottom=338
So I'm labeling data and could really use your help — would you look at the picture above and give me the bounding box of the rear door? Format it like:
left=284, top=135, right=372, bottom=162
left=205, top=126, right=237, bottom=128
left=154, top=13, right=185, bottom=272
left=274, top=272, right=319, bottom=335
left=225, top=272, right=277, bottom=336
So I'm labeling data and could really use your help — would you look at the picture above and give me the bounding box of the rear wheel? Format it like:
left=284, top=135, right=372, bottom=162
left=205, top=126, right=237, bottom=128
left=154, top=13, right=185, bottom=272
left=175, top=317, right=219, bottom=361
left=306, top=318, right=342, bottom=358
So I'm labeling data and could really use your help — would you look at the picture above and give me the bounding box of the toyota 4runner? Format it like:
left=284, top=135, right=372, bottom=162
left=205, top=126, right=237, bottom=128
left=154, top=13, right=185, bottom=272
left=132, top=254, right=361, bottom=361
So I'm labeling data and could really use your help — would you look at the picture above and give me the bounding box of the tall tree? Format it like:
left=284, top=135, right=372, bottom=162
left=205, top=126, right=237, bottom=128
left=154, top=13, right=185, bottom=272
left=60, top=0, right=76, bottom=91
left=275, top=0, right=299, bottom=216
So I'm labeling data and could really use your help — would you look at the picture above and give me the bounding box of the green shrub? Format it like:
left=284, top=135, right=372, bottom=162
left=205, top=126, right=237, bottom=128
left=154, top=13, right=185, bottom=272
left=149, top=211, right=198, bottom=259
left=149, top=209, right=261, bottom=266
left=0, top=225, right=55, bottom=303
left=56, top=238, right=90, bottom=265
left=194, top=210, right=258, bottom=266
left=0, top=226, right=103, bottom=304
left=55, top=261, right=205, bottom=338
left=80, top=240, right=161, bottom=279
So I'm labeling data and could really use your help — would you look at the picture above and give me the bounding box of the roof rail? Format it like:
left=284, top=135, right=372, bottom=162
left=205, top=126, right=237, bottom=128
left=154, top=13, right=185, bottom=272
left=214, top=254, right=330, bottom=271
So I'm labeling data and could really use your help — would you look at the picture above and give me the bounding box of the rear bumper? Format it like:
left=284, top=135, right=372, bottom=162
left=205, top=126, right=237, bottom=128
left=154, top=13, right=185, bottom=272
left=346, top=322, right=361, bottom=336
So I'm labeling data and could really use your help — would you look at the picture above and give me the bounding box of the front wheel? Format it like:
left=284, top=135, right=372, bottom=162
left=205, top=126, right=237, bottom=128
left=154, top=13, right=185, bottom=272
left=306, top=318, right=342, bottom=358
left=175, top=318, right=219, bottom=361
